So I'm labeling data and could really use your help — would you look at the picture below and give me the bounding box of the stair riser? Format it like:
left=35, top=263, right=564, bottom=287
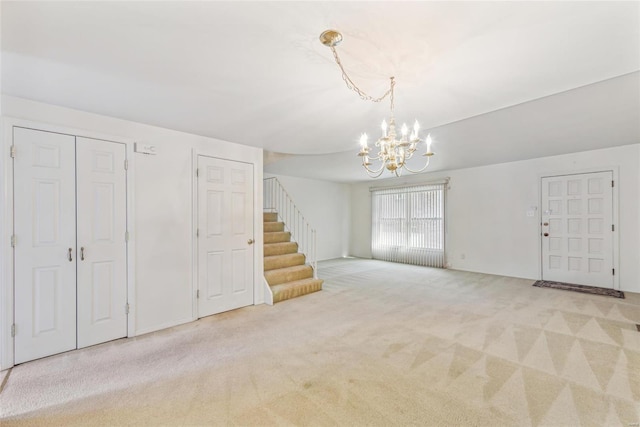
left=264, top=243, right=298, bottom=256
left=264, top=222, right=285, bottom=232
left=272, top=280, right=323, bottom=303
left=265, top=266, right=313, bottom=286
left=264, top=232, right=291, bottom=244
left=263, top=212, right=278, bottom=222
left=264, top=254, right=306, bottom=271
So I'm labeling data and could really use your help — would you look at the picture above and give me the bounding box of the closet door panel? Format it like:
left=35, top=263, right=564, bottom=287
left=76, top=138, right=128, bottom=348
left=13, top=127, right=77, bottom=364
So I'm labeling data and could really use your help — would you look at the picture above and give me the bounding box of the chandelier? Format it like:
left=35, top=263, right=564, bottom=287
left=320, top=29, right=434, bottom=178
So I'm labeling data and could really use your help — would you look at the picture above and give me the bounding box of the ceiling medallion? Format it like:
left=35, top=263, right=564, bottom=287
left=320, top=29, right=434, bottom=178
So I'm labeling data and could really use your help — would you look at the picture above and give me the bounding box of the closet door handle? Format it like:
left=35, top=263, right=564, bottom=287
left=68, top=248, right=73, bottom=262
left=80, top=247, right=85, bottom=261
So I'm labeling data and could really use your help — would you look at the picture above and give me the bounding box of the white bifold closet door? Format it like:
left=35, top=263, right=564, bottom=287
left=76, top=137, right=128, bottom=348
left=14, top=128, right=78, bottom=364
left=13, top=128, right=127, bottom=364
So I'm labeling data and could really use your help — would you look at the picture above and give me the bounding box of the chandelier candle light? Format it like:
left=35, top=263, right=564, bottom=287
left=320, top=29, right=435, bottom=178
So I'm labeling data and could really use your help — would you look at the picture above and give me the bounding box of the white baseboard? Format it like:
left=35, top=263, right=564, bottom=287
left=134, top=317, right=196, bottom=337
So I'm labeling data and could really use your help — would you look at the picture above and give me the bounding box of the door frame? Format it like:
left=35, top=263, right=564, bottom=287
left=0, top=117, right=137, bottom=370
left=191, top=149, right=263, bottom=321
left=538, top=167, right=619, bottom=290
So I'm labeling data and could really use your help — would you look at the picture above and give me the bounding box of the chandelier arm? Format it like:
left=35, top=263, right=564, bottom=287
left=330, top=46, right=393, bottom=104
left=402, top=156, right=432, bottom=174
left=362, top=158, right=386, bottom=176
left=367, top=167, right=386, bottom=178
left=403, top=145, right=418, bottom=160
left=363, top=163, right=384, bottom=176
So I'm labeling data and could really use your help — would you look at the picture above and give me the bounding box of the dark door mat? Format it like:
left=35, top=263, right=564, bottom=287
left=533, top=280, right=625, bottom=299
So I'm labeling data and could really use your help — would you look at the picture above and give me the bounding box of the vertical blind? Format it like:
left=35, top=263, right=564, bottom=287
left=371, top=182, right=446, bottom=268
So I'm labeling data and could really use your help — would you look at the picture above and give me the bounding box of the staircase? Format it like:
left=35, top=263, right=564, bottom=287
left=263, top=212, right=323, bottom=303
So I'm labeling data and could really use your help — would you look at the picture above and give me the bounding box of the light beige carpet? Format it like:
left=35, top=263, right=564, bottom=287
left=1, top=258, right=639, bottom=426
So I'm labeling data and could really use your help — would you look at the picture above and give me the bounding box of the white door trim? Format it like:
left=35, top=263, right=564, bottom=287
left=538, top=167, right=619, bottom=290
left=191, top=149, right=264, bottom=321
left=0, top=117, right=136, bottom=370
left=0, top=119, right=15, bottom=370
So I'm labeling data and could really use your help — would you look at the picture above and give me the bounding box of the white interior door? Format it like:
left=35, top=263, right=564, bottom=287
left=197, top=156, right=254, bottom=317
left=13, top=127, right=77, bottom=364
left=541, top=171, right=614, bottom=288
left=76, top=137, right=128, bottom=348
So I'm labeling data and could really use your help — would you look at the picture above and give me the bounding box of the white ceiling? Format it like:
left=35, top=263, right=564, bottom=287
left=2, top=1, right=639, bottom=182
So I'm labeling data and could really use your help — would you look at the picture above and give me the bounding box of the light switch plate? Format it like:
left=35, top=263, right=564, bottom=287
left=134, top=142, right=157, bottom=155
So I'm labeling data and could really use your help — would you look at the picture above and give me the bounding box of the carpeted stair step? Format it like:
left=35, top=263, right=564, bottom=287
left=264, top=231, right=291, bottom=244
left=264, top=212, right=278, bottom=222
left=271, top=278, right=323, bottom=303
left=264, top=242, right=298, bottom=256
left=264, top=264, right=313, bottom=286
left=264, top=253, right=306, bottom=271
left=263, top=209, right=322, bottom=304
left=264, top=221, right=285, bottom=232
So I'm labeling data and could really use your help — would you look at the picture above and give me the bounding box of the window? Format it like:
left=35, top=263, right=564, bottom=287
left=371, top=183, right=446, bottom=267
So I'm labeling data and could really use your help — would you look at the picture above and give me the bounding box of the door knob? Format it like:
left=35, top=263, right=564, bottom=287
left=543, top=233, right=549, bottom=237
left=247, top=239, right=254, bottom=245
left=68, top=248, right=73, bottom=262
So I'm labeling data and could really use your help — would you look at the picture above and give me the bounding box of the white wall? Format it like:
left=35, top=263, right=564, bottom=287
left=265, top=173, right=350, bottom=261
left=350, top=144, right=640, bottom=293
left=1, top=96, right=264, bottom=343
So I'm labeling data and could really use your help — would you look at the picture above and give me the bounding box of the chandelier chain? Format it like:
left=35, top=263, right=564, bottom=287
left=330, top=46, right=394, bottom=110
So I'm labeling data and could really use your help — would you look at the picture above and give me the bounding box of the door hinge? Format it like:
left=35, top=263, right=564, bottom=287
left=196, top=228, right=199, bottom=238
left=611, top=180, right=614, bottom=188
left=10, top=235, right=16, bottom=247
left=125, top=303, right=130, bottom=314
left=11, top=324, right=16, bottom=337
left=196, top=168, right=199, bottom=177
left=196, top=289, right=200, bottom=299
left=612, top=224, right=615, bottom=232
left=125, top=231, right=130, bottom=242
left=124, top=159, right=129, bottom=170
left=612, top=268, right=615, bottom=276
left=9, top=145, right=16, bottom=158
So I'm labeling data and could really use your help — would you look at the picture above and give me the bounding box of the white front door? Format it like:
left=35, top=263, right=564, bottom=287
left=541, top=171, right=614, bottom=288
left=197, top=156, right=254, bottom=317
left=76, top=137, right=128, bottom=348
left=13, top=128, right=77, bottom=364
